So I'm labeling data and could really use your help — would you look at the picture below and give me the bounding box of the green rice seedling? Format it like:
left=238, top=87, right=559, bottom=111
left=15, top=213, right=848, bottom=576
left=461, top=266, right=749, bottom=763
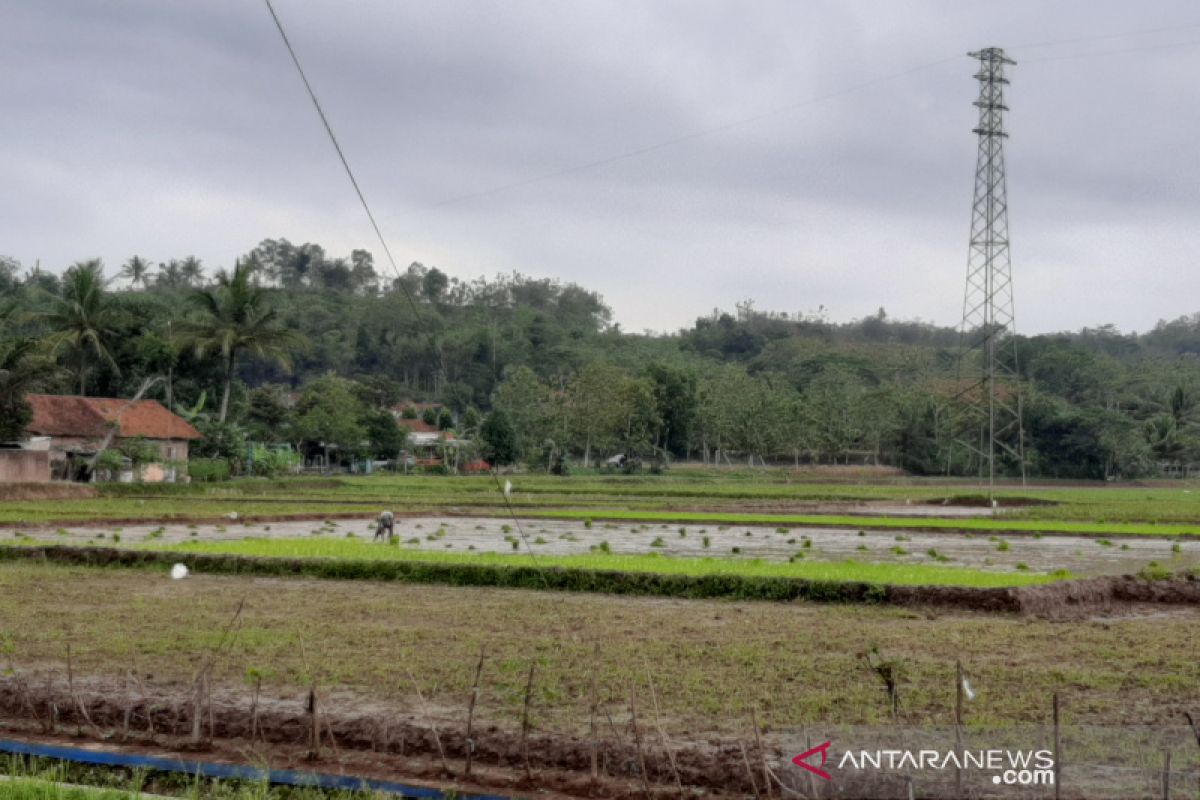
left=731, top=546, right=742, bottom=554
left=511, top=540, right=520, bottom=550
left=112, top=533, right=121, bottom=543
left=534, top=536, right=547, bottom=545
left=996, top=540, right=1010, bottom=552
left=858, top=530, right=866, bottom=537
left=598, top=540, right=611, bottom=553
left=1120, top=543, right=1130, bottom=551
left=55, top=528, right=68, bottom=536
left=1171, top=542, right=1182, bottom=554
left=890, top=546, right=908, bottom=556
left=584, top=519, right=593, bottom=528
left=650, top=537, right=665, bottom=548
left=802, top=538, right=813, bottom=549
left=702, top=536, right=711, bottom=548
left=856, top=544, right=868, bottom=552
left=406, top=537, right=419, bottom=544
left=776, top=527, right=789, bottom=534
left=1097, top=539, right=1113, bottom=547
left=786, top=538, right=796, bottom=544
left=1015, top=563, right=1029, bottom=571
left=895, top=535, right=910, bottom=542
left=679, top=527, right=687, bottom=536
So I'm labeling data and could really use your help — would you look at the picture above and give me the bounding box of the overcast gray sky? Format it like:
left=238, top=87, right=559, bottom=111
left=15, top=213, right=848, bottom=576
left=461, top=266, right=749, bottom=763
left=3, top=1, right=1199, bottom=334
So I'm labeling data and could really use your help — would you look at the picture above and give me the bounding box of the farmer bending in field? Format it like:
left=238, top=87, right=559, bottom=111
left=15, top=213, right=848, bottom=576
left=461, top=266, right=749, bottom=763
left=375, top=510, right=395, bottom=542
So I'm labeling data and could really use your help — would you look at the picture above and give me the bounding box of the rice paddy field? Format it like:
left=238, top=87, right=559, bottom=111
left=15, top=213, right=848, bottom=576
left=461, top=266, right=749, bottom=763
left=2, top=470, right=1200, bottom=798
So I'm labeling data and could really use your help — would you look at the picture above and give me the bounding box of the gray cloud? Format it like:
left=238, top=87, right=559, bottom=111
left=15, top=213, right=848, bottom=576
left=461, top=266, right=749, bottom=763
left=3, top=0, right=1199, bottom=334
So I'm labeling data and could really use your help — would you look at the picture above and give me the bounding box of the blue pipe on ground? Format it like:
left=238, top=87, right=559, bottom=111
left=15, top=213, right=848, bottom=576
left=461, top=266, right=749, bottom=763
left=0, top=739, right=514, bottom=800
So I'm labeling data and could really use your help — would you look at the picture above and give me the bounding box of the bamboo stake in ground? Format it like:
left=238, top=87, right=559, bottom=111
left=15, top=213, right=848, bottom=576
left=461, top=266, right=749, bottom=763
left=627, top=682, right=651, bottom=799
left=402, top=664, right=449, bottom=774
left=644, top=662, right=683, bottom=796
left=1053, top=692, right=1062, bottom=800
left=750, top=708, right=771, bottom=800
left=464, top=646, right=485, bottom=778
left=738, top=739, right=763, bottom=800
left=954, top=660, right=964, bottom=797
left=66, top=643, right=101, bottom=736
left=520, top=662, right=536, bottom=781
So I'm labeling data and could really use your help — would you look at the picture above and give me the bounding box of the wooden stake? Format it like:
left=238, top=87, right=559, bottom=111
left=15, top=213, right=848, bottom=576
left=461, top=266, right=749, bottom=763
left=66, top=643, right=100, bottom=735
left=628, top=682, right=651, bottom=798
left=520, top=662, right=536, bottom=780
left=306, top=684, right=319, bottom=759
left=402, top=665, right=449, bottom=774
left=738, top=740, right=763, bottom=800
left=1053, top=692, right=1062, bottom=800
left=588, top=646, right=600, bottom=781
left=954, top=660, right=964, bottom=797
left=644, top=663, right=683, bottom=796
left=750, top=708, right=771, bottom=799
left=464, top=647, right=485, bottom=777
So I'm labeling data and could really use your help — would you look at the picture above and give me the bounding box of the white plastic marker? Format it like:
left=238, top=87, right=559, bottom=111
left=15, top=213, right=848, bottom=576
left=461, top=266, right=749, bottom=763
left=171, top=563, right=189, bottom=580
left=962, top=676, right=976, bottom=702
left=503, top=480, right=512, bottom=498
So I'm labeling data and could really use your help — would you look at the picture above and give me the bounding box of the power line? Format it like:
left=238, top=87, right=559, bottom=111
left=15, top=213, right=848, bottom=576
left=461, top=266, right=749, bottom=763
left=1009, top=21, right=1200, bottom=50
left=421, top=54, right=962, bottom=211
left=261, top=0, right=418, bottom=317
left=1020, top=37, right=1200, bottom=64
left=262, top=0, right=546, bottom=577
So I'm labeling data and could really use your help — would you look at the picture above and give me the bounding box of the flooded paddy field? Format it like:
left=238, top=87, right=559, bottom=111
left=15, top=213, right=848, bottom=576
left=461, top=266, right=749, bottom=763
left=16, top=513, right=1199, bottom=578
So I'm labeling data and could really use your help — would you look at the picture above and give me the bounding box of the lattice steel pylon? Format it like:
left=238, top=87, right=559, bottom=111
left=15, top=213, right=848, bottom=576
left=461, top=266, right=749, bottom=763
left=951, top=47, right=1026, bottom=493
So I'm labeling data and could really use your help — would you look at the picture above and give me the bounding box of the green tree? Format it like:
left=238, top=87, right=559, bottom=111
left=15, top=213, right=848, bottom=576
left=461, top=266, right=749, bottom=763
left=292, top=374, right=367, bottom=466
left=0, top=339, right=55, bottom=442
left=184, top=262, right=303, bottom=423
left=39, top=260, right=120, bottom=395
left=480, top=409, right=518, bottom=466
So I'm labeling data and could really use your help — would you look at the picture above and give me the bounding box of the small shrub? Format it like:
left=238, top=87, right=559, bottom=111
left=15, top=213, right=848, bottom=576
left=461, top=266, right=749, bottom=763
left=1139, top=561, right=1172, bottom=581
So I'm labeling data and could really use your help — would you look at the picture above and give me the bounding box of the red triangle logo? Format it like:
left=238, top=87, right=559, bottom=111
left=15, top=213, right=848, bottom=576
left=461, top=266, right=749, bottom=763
left=792, top=740, right=833, bottom=781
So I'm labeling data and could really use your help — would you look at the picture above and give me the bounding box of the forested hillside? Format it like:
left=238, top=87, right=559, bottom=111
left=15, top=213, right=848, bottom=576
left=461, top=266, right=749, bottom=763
left=4, top=240, right=1200, bottom=479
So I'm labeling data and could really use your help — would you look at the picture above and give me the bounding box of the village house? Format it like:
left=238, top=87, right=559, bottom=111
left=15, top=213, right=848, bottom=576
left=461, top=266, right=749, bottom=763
left=23, top=394, right=202, bottom=482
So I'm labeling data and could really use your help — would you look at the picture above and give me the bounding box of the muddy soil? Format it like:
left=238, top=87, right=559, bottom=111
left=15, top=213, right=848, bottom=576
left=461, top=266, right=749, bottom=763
left=0, top=675, right=761, bottom=798
left=16, top=514, right=1200, bottom=579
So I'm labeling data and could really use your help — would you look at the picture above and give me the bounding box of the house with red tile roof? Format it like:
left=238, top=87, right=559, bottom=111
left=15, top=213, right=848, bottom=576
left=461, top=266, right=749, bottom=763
left=24, top=394, right=202, bottom=482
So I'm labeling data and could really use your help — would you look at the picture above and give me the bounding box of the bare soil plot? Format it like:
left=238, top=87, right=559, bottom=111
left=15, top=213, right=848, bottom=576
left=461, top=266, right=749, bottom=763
left=0, top=563, right=1197, bottom=797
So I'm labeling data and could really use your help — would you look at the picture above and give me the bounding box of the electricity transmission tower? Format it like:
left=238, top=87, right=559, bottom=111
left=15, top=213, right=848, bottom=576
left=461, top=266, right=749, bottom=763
left=952, top=47, right=1026, bottom=494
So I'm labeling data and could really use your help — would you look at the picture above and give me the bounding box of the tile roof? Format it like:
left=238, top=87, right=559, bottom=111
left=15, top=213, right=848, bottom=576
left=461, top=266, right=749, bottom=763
left=26, top=395, right=203, bottom=441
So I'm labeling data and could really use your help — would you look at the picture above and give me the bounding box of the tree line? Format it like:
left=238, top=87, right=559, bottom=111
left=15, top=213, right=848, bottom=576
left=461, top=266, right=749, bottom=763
left=4, top=241, right=1200, bottom=479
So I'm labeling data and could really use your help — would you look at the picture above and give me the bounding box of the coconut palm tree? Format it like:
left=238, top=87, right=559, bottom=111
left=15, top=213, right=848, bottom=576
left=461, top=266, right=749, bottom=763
left=39, top=260, right=120, bottom=395
left=183, top=261, right=303, bottom=422
left=119, top=255, right=152, bottom=289
left=180, top=256, right=205, bottom=287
